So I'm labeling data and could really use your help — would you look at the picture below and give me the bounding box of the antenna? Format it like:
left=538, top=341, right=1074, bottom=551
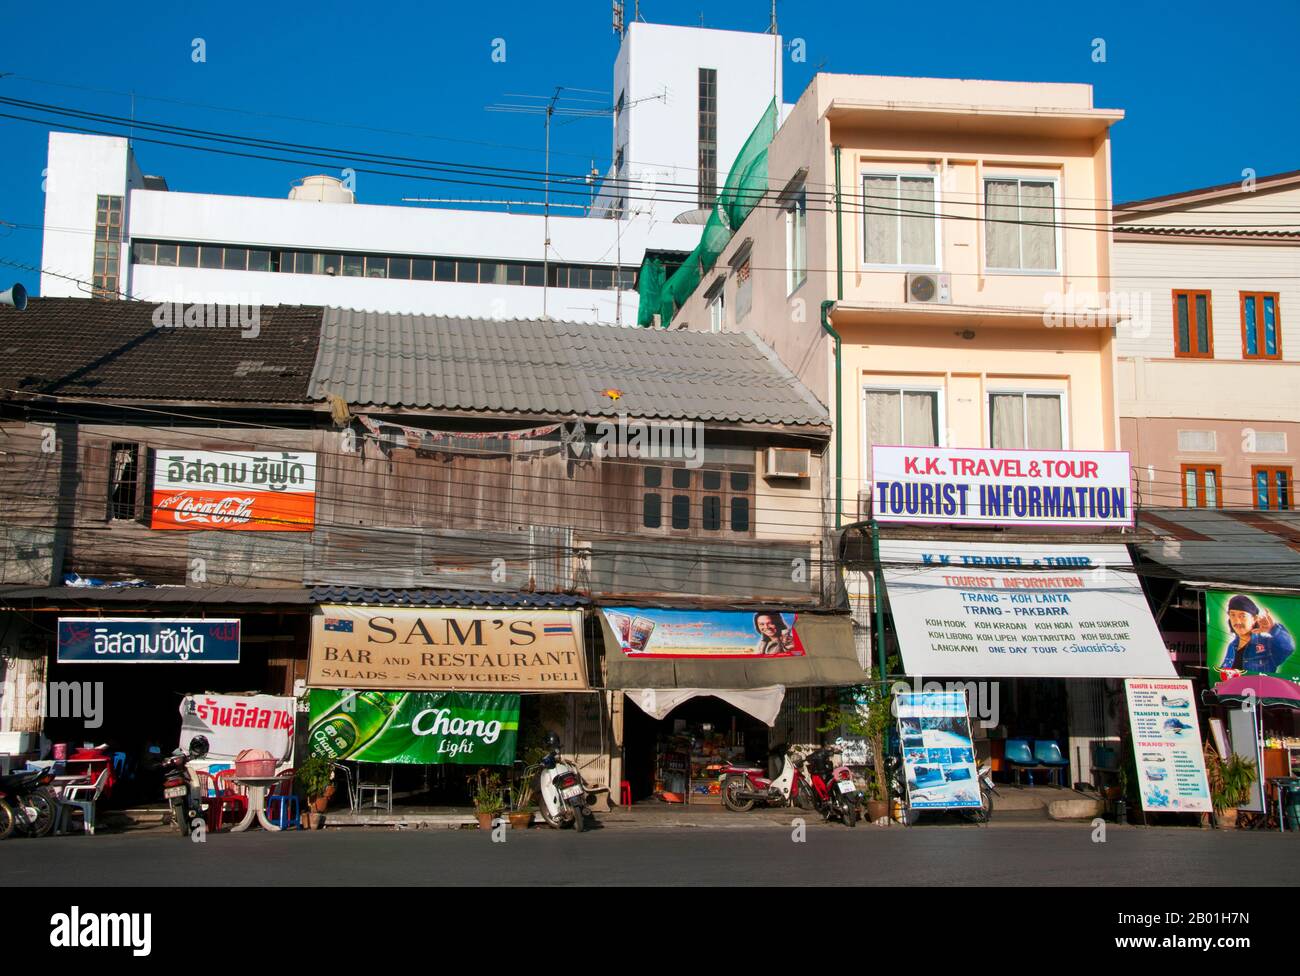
left=613, top=0, right=624, bottom=35
left=769, top=0, right=778, bottom=33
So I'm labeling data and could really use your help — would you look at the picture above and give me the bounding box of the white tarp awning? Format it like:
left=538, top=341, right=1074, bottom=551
left=624, top=686, right=786, bottom=726
left=881, top=540, right=1176, bottom=679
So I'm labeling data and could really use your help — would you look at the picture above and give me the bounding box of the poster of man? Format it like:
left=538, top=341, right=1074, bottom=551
left=1206, top=592, right=1299, bottom=685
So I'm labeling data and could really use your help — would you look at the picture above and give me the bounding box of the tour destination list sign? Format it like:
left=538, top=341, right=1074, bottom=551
left=871, top=446, right=1133, bottom=527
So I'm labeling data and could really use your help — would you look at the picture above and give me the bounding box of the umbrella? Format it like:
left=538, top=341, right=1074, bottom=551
left=1213, top=674, right=1300, bottom=708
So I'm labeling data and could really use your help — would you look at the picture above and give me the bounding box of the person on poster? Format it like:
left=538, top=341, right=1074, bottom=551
left=1221, top=595, right=1296, bottom=676
left=753, top=612, right=795, bottom=656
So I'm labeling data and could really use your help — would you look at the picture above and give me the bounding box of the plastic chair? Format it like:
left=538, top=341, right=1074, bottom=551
left=1032, top=740, right=1070, bottom=787
left=58, top=766, right=110, bottom=835
left=111, top=751, right=129, bottom=780
left=1004, top=739, right=1038, bottom=786
left=204, top=770, right=249, bottom=832
left=620, top=780, right=632, bottom=807
left=265, top=768, right=300, bottom=829
left=355, top=762, right=393, bottom=812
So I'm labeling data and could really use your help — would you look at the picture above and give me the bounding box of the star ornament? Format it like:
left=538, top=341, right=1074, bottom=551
left=600, top=388, right=624, bottom=401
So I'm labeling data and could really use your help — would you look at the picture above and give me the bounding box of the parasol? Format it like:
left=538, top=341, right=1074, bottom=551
left=1212, top=673, right=1300, bottom=708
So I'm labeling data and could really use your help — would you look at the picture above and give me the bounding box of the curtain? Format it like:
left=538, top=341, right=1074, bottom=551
left=1020, top=180, right=1057, bottom=270
left=1025, top=394, right=1063, bottom=449
left=902, top=391, right=938, bottom=445
left=990, top=393, right=1024, bottom=449
left=864, top=176, right=898, bottom=264
left=900, top=177, right=936, bottom=265
left=866, top=391, right=902, bottom=446
left=985, top=179, right=1020, bottom=268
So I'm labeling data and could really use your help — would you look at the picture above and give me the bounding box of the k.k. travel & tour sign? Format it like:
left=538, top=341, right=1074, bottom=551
left=150, top=450, right=317, bottom=531
left=871, top=446, right=1132, bottom=527
left=57, top=618, right=241, bottom=663
left=307, top=690, right=519, bottom=765
left=307, top=605, right=587, bottom=691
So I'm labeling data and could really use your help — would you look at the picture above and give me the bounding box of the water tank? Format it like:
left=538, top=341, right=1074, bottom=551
left=289, top=175, right=355, bottom=204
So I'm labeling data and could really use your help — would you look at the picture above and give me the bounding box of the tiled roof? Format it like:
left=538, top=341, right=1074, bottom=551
left=308, top=308, right=829, bottom=427
left=0, top=298, right=321, bottom=403
left=1115, top=225, right=1300, bottom=240
left=1133, top=507, right=1300, bottom=590
left=310, top=586, right=588, bottom=608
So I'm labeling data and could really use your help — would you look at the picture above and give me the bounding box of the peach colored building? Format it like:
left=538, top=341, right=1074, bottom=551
left=670, top=73, right=1124, bottom=526
left=1112, top=171, right=1300, bottom=513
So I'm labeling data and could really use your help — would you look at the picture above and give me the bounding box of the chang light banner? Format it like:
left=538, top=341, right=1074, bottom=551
left=307, top=605, right=587, bottom=691
left=1123, top=678, right=1212, bottom=814
left=880, top=541, right=1175, bottom=679
left=307, top=690, right=519, bottom=765
left=871, top=446, right=1132, bottom=528
left=150, top=450, right=317, bottom=531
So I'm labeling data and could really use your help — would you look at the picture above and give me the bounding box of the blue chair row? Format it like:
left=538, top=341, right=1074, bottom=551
left=1004, top=739, right=1070, bottom=787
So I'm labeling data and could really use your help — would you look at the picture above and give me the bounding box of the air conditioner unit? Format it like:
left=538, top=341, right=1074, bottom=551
left=765, top=447, right=811, bottom=479
left=905, top=272, right=951, bottom=305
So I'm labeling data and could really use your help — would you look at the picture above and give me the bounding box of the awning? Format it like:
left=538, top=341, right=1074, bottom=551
left=880, top=540, right=1176, bottom=679
left=1133, top=507, right=1300, bottom=591
left=0, top=585, right=313, bottom=609
left=600, top=607, right=864, bottom=689
left=625, top=686, right=786, bottom=726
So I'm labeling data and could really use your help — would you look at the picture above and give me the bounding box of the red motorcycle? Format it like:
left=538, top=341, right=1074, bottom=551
left=720, top=743, right=807, bottom=812
left=803, top=748, right=863, bottom=827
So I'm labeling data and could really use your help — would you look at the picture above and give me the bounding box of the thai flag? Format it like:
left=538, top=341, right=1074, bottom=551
left=324, top=618, right=353, bottom=633
left=543, top=624, right=573, bottom=636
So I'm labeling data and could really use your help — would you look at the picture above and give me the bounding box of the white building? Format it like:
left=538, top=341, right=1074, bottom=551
left=38, top=20, right=783, bottom=326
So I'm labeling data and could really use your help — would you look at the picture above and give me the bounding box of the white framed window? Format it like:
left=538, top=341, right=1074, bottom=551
left=987, top=390, right=1067, bottom=450
left=862, top=172, right=939, bottom=268
left=708, top=290, right=725, bottom=333
left=1177, top=430, right=1217, bottom=453
left=1249, top=431, right=1288, bottom=454
left=984, top=176, right=1060, bottom=272
left=785, top=187, right=807, bottom=295
left=864, top=387, right=944, bottom=451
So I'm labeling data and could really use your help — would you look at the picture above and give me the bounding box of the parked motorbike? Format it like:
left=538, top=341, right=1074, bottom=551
left=159, top=735, right=209, bottom=837
left=803, top=748, right=864, bottom=827
left=533, top=732, right=595, bottom=832
left=973, top=759, right=997, bottom=824
left=0, top=767, right=59, bottom=838
left=720, top=743, right=810, bottom=812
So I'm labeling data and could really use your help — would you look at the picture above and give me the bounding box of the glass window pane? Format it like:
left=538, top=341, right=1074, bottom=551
left=985, top=179, right=1020, bottom=269
left=730, top=472, right=749, bottom=492
left=295, top=251, right=318, bottom=274
left=591, top=267, right=613, bottom=290
left=276, top=250, right=294, bottom=273
left=247, top=249, right=271, bottom=272
left=899, top=177, right=935, bottom=265
left=179, top=245, right=199, bottom=267
left=672, top=468, right=691, bottom=489
left=990, top=393, right=1025, bottom=450
left=643, top=494, right=661, bottom=529
left=1020, top=180, right=1056, bottom=270
left=702, top=496, right=721, bottom=530
left=863, top=176, right=900, bottom=264
left=644, top=467, right=662, bottom=488
left=524, top=265, right=544, bottom=287
left=365, top=256, right=388, bottom=278
left=1176, top=294, right=1191, bottom=354
left=1205, top=469, right=1218, bottom=508
left=503, top=263, right=523, bottom=286
left=671, top=495, right=690, bottom=529
left=223, top=247, right=248, bottom=271
left=457, top=261, right=479, bottom=283
left=1025, top=394, right=1063, bottom=450
left=389, top=257, right=411, bottom=280
left=569, top=267, right=592, bottom=290
left=1278, top=470, right=1290, bottom=510
left=730, top=496, right=750, bottom=532
left=901, top=391, right=938, bottom=445
left=1184, top=469, right=1199, bottom=508
left=1244, top=296, right=1258, bottom=356
left=1194, top=294, right=1210, bottom=353
left=342, top=254, right=363, bottom=277
left=320, top=253, right=341, bottom=276
left=435, top=260, right=455, bottom=281
left=411, top=258, right=433, bottom=281
left=1256, top=470, right=1270, bottom=510
left=132, top=241, right=156, bottom=264
left=866, top=390, right=903, bottom=447
left=200, top=246, right=222, bottom=269
left=1264, top=296, right=1277, bottom=356
left=702, top=471, right=721, bottom=491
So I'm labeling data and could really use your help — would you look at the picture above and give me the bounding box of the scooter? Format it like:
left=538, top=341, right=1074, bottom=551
left=159, top=735, right=209, bottom=837
left=533, top=732, right=595, bottom=832
left=720, top=744, right=809, bottom=812
left=803, top=748, right=864, bottom=827
left=974, top=758, right=997, bottom=824
left=0, top=767, right=60, bottom=838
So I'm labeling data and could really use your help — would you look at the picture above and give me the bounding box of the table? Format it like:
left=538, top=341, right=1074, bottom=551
left=229, top=777, right=285, bottom=832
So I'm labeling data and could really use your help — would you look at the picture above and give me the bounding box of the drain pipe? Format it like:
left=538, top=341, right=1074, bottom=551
left=823, top=144, right=846, bottom=530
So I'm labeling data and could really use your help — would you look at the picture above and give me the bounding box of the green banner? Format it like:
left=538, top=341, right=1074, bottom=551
left=1206, top=591, right=1300, bottom=685
left=307, top=690, right=519, bottom=765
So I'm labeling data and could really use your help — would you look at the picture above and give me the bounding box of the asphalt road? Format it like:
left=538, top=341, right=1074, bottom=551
left=2, top=822, right=1295, bottom=885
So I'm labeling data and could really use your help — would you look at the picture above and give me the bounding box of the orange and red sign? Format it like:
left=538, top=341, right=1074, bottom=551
left=150, top=450, right=317, bottom=531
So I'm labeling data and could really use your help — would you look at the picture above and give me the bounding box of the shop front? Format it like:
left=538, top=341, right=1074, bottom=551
left=599, top=606, right=864, bottom=804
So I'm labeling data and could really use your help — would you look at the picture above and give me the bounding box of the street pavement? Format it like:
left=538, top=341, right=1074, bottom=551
left=2, top=820, right=1295, bottom=885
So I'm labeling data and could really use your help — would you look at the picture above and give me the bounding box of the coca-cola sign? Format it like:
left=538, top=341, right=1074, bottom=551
left=150, top=450, right=316, bottom=531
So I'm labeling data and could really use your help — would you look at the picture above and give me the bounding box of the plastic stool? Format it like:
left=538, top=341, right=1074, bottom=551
left=620, top=780, right=632, bottom=807
left=266, top=794, right=301, bottom=830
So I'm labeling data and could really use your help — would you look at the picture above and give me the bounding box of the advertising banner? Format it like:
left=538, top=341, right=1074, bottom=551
left=307, top=605, right=587, bottom=691
left=1205, top=591, right=1300, bottom=693
left=150, top=450, right=317, bottom=531
left=307, top=690, right=518, bottom=765
left=895, top=690, right=981, bottom=809
left=881, top=541, right=1174, bottom=678
left=871, top=446, right=1132, bottom=528
left=602, top=607, right=806, bottom=659
left=179, top=693, right=295, bottom=761
left=1123, top=678, right=1212, bottom=813
left=57, top=618, right=240, bottom=664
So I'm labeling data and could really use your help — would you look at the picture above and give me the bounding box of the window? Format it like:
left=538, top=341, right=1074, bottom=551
left=1250, top=431, right=1288, bottom=454
left=640, top=465, right=752, bottom=535
left=365, top=255, right=388, bottom=279
left=1241, top=292, right=1281, bottom=359
left=247, top=249, right=271, bottom=272
left=863, top=174, right=937, bottom=267
left=341, top=254, right=363, bottom=277
left=698, top=68, right=718, bottom=207
left=222, top=247, right=248, bottom=271
left=735, top=259, right=752, bottom=323
left=155, top=244, right=179, bottom=267
left=1177, top=430, right=1217, bottom=453
left=388, top=257, right=411, bottom=280
left=179, top=245, right=199, bottom=267
left=786, top=187, right=807, bottom=293
left=865, top=388, right=940, bottom=448
left=412, top=258, right=433, bottom=281
left=132, top=241, right=156, bottom=264
left=92, top=195, right=123, bottom=299
left=1253, top=466, right=1292, bottom=510
left=671, top=494, right=691, bottom=529
left=989, top=392, right=1064, bottom=450
left=984, top=177, right=1058, bottom=271
left=108, top=443, right=140, bottom=520
left=730, top=497, right=750, bottom=532
left=200, top=245, right=223, bottom=270
left=1172, top=290, right=1213, bottom=358
left=708, top=287, right=725, bottom=333
left=1182, top=464, right=1222, bottom=508
left=642, top=467, right=662, bottom=529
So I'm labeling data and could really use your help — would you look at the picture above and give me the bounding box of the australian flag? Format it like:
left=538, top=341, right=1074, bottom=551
left=324, top=618, right=354, bottom=633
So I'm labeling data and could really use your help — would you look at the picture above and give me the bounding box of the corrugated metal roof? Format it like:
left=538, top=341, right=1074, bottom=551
left=1133, top=508, right=1300, bottom=590
left=310, top=586, right=588, bottom=608
left=0, top=585, right=313, bottom=607
left=308, top=308, right=829, bottom=427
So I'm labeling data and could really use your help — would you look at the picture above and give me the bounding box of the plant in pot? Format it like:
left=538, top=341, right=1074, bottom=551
left=1208, top=745, right=1258, bottom=828
left=297, top=757, right=335, bottom=829
left=507, top=771, right=536, bottom=830
left=469, top=768, right=505, bottom=829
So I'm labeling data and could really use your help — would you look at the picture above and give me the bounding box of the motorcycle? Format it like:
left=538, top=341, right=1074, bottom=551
left=533, top=732, right=596, bottom=832
left=0, top=767, right=60, bottom=838
left=973, top=759, right=997, bottom=824
left=803, top=748, right=864, bottom=827
left=159, top=735, right=210, bottom=837
left=720, top=743, right=810, bottom=813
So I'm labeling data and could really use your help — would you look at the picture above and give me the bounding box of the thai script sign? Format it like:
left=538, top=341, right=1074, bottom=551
left=871, top=446, right=1132, bottom=527
left=179, top=693, right=295, bottom=761
left=602, top=607, right=806, bottom=658
left=895, top=691, right=981, bottom=809
left=150, top=450, right=317, bottom=531
left=58, top=618, right=240, bottom=664
left=1123, top=678, right=1212, bottom=813
left=307, top=606, right=587, bottom=691
left=307, top=690, right=518, bottom=765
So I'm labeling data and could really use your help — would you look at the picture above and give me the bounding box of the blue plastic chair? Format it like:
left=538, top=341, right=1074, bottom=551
left=1004, top=739, right=1037, bottom=786
left=1033, top=740, right=1070, bottom=787
left=266, top=795, right=301, bottom=830
left=111, top=751, right=129, bottom=780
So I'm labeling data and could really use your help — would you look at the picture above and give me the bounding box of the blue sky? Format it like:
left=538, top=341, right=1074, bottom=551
left=2, top=0, right=1298, bottom=293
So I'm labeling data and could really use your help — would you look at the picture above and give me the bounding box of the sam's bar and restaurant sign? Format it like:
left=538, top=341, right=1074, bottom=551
left=307, top=605, right=588, bottom=691
left=57, top=618, right=241, bottom=664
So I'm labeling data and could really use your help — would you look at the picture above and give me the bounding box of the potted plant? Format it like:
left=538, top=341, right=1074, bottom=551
left=508, top=774, right=536, bottom=830
left=297, top=757, right=335, bottom=829
left=1208, top=745, right=1258, bottom=828
left=469, top=768, right=505, bottom=829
